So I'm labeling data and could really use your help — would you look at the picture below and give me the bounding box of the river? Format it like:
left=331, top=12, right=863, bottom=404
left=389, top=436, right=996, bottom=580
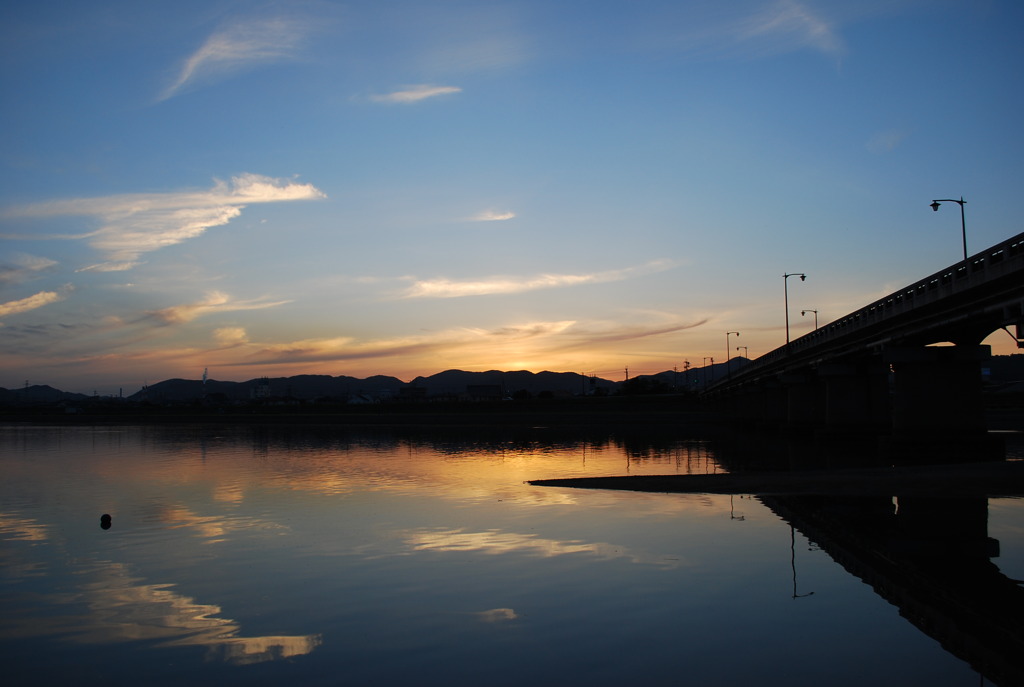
left=1, top=423, right=1021, bottom=686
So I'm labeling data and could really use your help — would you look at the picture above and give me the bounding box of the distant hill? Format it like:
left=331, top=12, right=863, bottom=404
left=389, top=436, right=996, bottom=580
left=1, top=363, right=756, bottom=406
left=407, top=370, right=617, bottom=397
left=127, top=374, right=405, bottom=402
left=0, top=385, right=90, bottom=404
left=129, top=370, right=618, bottom=402
left=3, top=354, right=1020, bottom=408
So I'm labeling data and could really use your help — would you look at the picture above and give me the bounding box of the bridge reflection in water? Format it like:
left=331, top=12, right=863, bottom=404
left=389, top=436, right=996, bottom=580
left=532, top=430, right=1024, bottom=687
left=764, top=493, right=1024, bottom=687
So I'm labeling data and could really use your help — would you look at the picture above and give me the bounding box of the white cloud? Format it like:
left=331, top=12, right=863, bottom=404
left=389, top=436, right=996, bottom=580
left=7, top=174, right=325, bottom=272
left=401, top=527, right=665, bottom=566
left=402, top=260, right=678, bottom=299
left=160, top=16, right=316, bottom=101
left=213, top=327, right=249, bottom=346
left=146, top=291, right=291, bottom=325
left=0, top=290, right=64, bottom=318
left=470, top=210, right=516, bottom=222
left=369, top=84, right=462, bottom=104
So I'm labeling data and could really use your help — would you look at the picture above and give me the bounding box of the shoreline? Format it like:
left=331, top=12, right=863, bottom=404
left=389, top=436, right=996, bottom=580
left=529, top=460, right=1024, bottom=497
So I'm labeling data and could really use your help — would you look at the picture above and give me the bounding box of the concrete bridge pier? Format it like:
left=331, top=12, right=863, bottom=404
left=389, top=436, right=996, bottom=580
left=885, top=345, right=990, bottom=436
left=727, top=379, right=788, bottom=427
left=818, top=360, right=890, bottom=432
left=780, top=371, right=824, bottom=428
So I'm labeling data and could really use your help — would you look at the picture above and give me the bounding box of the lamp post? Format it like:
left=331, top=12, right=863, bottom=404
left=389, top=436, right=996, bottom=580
left=726, top=331, right=739, bottom=380
left=783, top=273, right=806, bottom=345
left=736, top=345, right=748, bottom=359
left=930, top=196, right=967, bottom=261
left=801, top=309, right=818, bottom=330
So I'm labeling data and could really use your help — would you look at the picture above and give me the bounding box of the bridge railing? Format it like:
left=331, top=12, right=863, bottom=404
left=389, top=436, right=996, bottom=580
left=716, top=231, right=1024, bottom=389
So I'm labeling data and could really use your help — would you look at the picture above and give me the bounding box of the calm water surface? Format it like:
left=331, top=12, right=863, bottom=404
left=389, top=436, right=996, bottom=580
left=1, top=424, right=1021, bottom=686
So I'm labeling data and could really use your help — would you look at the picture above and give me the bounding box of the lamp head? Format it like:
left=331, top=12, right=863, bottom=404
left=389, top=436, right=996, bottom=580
left=799, top=274, right=806, bottom=281
left=930, top=201, right=941, bottom=212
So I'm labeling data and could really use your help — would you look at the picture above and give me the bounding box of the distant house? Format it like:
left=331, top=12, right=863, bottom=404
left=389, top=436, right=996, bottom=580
left=465, top=384, right=503, bottom=401
left=398, top=386, right=427, bottom=401
left=251, top=377, right=271, bottom=400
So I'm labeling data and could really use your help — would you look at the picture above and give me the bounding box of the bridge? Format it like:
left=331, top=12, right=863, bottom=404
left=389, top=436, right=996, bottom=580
left=704, top=232, right=1024, bottom=436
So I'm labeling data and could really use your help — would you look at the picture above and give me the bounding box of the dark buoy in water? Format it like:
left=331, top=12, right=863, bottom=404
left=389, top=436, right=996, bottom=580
left=100, top=513, right=112, bottom=530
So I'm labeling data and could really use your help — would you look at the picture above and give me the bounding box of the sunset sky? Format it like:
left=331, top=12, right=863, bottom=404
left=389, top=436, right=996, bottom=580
left=2, top=0, right=1022, bottom=395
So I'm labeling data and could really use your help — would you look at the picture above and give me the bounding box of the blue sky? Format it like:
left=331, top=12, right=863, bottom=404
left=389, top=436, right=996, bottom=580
left=2, top=0, right=1022, bottom=394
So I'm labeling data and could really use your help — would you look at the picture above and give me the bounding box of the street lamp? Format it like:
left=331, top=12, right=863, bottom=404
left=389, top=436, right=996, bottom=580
left=736, top=345, right=748, bottom=359
left=930, top=196, right=967, bottom=261
left=801, top=309, right=818, bottom=330
left=725, top=331, right=739, bottom=380
left=783, top=273, right=806, bottom=345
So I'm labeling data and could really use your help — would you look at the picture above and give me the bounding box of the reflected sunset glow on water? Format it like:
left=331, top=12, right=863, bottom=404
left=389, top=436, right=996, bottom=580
left=1, top=424, right=1018, bottom=686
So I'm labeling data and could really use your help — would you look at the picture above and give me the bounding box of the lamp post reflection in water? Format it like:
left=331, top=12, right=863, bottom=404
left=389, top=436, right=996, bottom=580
left=791, top=525, right=815, bottom=599
left=730, top=494, right=745, bottom=521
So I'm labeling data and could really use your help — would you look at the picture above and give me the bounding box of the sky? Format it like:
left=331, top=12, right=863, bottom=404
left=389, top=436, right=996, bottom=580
left=1, top=0, right=1022, bottom=395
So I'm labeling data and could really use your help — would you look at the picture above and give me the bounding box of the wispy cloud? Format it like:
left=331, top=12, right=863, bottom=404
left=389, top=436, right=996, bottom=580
left=401, top=260, right=677, bottom=299
left=0, top=310, right=708, bottom=388
left=368, top=84, right=462, bottom=104
left=0, top=289, right=65, bottom=319
left=145, top=291, right=291, bottom=325
left=476, top=608, right=518, bottom=623
left=402, top=527, right=671, bottom=567
left=214, top=321, right=572, bottom=367
left=210, top=314, right=703, bottom=371
left=668, top=0, right=846, bottom=60
left=213, top=327, right=250, bottom=347
left=738, top=0, right=845, bottom=57
left=408, top=3, right=532, bottom=74
left=0, top=254, right=58, bottom=284
left=5, top=174, right=325, bottom=272
left=470, top=209, right=516, bottom=222
left=867, top=128, right=908, bottom=153
left=160, top=16, right=317, bottom=101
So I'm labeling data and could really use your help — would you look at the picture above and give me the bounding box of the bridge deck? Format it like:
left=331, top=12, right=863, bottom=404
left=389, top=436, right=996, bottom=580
left=713, top=232, right=1024, bottom=391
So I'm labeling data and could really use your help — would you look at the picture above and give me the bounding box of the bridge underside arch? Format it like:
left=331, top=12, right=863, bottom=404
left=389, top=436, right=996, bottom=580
left=884, top=344, right=989, bottom=436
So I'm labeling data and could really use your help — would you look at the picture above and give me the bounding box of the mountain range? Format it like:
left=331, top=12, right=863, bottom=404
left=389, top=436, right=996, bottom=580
left=1, top=363, right=746, bottom=405
left=4, top=354, right=1023, bottom=405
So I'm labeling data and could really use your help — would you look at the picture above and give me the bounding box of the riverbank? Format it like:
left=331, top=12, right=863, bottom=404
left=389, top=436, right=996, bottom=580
left=529, top=459, right=1024, bottom=497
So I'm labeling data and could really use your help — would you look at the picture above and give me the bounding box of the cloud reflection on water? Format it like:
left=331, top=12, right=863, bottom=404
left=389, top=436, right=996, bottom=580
left=0, top=510, right=318, bottom=666
left=8, top=559, right=321, bottom=665
left=0, top=513, right=51, bottom=541
left=403, top=527, right=684, bottom=568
